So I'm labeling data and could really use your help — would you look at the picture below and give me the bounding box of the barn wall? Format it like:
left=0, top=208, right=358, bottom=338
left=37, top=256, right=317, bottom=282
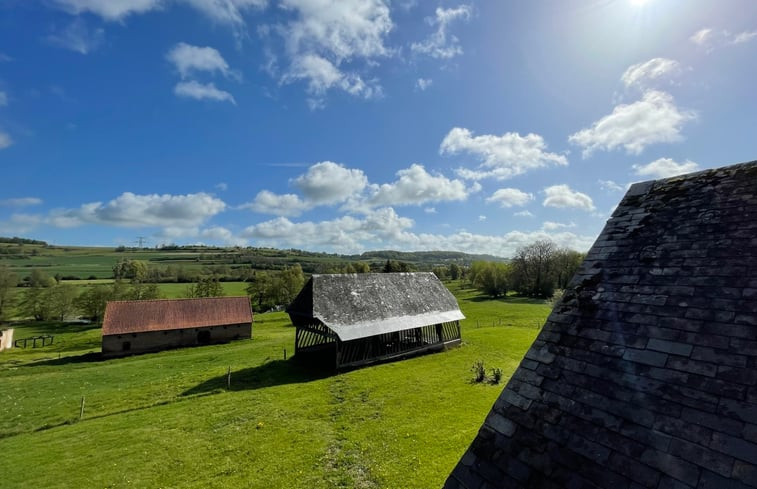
left=0, top=328, right=13, bottom=352
left=102, top=323, right=251, bottom=357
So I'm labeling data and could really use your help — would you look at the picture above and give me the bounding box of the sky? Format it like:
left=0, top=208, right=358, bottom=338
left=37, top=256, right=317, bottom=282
left=0, top=0, right=755, bottom=257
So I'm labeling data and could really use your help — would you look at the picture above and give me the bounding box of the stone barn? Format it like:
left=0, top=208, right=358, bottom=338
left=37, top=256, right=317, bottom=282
left=287, top=272, right=464, bottom=369
left=445, top=160, right=757, bottom=488
left=102, top=296, right=252, bottom=357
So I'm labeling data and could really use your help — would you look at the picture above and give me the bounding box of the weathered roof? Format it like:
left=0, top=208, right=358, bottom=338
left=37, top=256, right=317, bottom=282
left=102, top=297, right=253, bottom=336
left=287, top=272, right=465, bottom=341
left=446, top=160, right=757, bottom=489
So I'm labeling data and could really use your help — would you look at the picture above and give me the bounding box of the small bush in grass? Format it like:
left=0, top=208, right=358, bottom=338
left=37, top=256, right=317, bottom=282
left=471, top=360, right=487, bottom=383
left=490, top=367, right=503, bottom=384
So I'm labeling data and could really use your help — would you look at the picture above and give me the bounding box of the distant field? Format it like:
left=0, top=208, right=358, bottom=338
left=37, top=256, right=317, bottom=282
left=0, top=285, right=549, bottom=489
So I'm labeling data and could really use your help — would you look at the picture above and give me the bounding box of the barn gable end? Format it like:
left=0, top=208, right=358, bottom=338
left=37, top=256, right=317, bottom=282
left=446, top=161, right=757, bottom=489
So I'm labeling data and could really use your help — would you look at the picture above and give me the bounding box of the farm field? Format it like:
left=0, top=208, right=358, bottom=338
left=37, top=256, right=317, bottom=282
left=0, top=285, right=549, bottom=488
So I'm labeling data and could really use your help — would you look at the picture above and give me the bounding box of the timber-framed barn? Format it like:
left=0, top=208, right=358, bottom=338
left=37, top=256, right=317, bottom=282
left=102, top=296, right=253, bottom=357
left=287, top=272, right=464, bottom=369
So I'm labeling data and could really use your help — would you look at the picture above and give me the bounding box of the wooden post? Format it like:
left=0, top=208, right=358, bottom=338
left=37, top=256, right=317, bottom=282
left=283, top=348, right=287, bottom=360
left=79, top=396, right=85, bottom=420
left=226, top=366, right=231, bottom=389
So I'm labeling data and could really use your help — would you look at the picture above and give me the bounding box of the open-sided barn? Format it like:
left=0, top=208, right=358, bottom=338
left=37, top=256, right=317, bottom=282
left=287, top=272, right=464, bottom=369
left=445, top=160, right=757, bottom=488
left=102, top=296, right=252, bottom=357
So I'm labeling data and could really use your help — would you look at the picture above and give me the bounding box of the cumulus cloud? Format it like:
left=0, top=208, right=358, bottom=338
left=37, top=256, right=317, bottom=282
left=416, top=78, right=432, bottom=91
left=543, top=185, right=595, bottom=211
left=441, top=127, right=568, bottom=180
left=52, top=0, right=266, bottom=25
left=0, top=214, right=44, bottom=236
left=282, top=53, right=381, bottom=103
left=486, top=188, right=534, bottom=208
left=273, top=0, right=392, bottom=104
left=199, top=226, right=247, bottom=246
left=632, top=157, right=700, bottom=179
left=411, top=5, right=471, bottom=59
left=46, top=18, right=104, bottom=54
left=621, top=58, right=680, bottom=89
left=514, top=210, right=533, bottom=218
left=0, top=91, right=7, bottom=106
left=542, top=221, right=575, bottom=231
left=568, top=90, right=696, bottom=157
left=0, top=197, right=43, bottom=207
left=690, top=27, right=757, bottom=51
left=0, top=131, right=11, bottom=149
left=293, top=161, right=368, bottom=205
left=242, top=190, right=309, bottom=216
left=49, top=192, right=226, bottom=229
left=598, top=179, right=624, bottom=192
left=174, top=80, right=236, bottom=104
left=242, top=207, right=595, bottom=255
left=167, top=42, right=236, bottom=79
left=368, top=164, right=470, bottom=206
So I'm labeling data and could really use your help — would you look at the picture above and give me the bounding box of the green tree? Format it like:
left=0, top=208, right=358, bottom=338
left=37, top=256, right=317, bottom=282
left=449, top=263, right=461, bottom=280
left=0, top=265, right=18, bottom=321
left=470, top=261, right=510, bottom=298
left=28, top=269, right=55, bottom=288
left=125, top=283, right=162, bottom=301
left=113, top=259, right=149, bottom=283
left=186, top=276, right=224, bottom=298
left=246, top=271, right=274, bottom=312
left=46, top=284, right=79, bottom=321
left=510, top=240, right=557, bottom=298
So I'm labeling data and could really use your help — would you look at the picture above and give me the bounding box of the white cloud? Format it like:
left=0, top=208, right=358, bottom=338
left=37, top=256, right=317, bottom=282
left=167, top=43, right=235, bottom=79
left=621, top=58, right=680, bottom=89
left=46, top=18, right=104, bottom=54
left=242, top=190, right=310, bottom=216
left=293, top=161, right=368, bottom=205
left=690, top=27, right=757, bottom=50
left=242, top=207, right=595, bottom=255
left=0, top=91, right=7, bottom=106
left=598, top=179, right=624, bottom=192
left=514, top=210, right=533, bottom=218
left=486, top=188, right=534, bottom=208
left=568, top=90, right=695, bottom=157
left=543, top=185, right=595, bottom=211
left=0, top=214, right=44, bottom=236
left=52, top=0, right=266, bottom=25
left=368, top=164, right=469, bottom=206
left=690, top=28, right=713, bottom=46
left=0, top=197, right=43, bottom=207
left=411, top=5, right=471, bottom=59
left=416, top=78, right=432, bottom=91
left=441, top=127, right=568, bottom=180
left=0, top=131, right=12, bottom=149
left=49, top=192, right=226, bottom=229
left=199, top=226, right=247, bottom=246
left=174, top=80, right=236, bottom=104
left=542, top=221, right=575, bottom=231
left=733, top=31, right=757, bottom=44
left=424, top=207, right=437, bottom=214
left=632, top=157, right=700, bottom=179
left=273, top=0, right=392, bottom=103
left=478, top=215, right=486, bottom=221
left=282, top=53, right=381, bottom=102
left=215, top=182, right=228, bottom=191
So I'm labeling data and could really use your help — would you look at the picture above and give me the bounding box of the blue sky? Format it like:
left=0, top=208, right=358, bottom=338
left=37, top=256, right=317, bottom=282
left=0, top=0, right=755, bottom=256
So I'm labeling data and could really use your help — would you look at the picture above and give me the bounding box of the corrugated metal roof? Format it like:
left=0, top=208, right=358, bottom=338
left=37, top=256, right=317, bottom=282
left=288, top=272, right=465, bottom=341
left=102, top=296, right=253, bottom=336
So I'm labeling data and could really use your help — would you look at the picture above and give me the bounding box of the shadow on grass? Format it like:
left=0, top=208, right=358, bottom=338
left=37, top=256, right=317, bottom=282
left=182, top=356, right=333, bottom=396
left=467, top=294, right=548, bottom=305
left=18, top=351, right=103, bottom=367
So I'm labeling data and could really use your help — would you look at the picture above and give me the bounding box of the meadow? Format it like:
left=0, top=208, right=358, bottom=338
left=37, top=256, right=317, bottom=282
left=0, top=284, right=549, bottom=488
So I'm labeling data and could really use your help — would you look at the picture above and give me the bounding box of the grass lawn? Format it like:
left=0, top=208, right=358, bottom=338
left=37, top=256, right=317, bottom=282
left=0, top=285, right=549, bottom=488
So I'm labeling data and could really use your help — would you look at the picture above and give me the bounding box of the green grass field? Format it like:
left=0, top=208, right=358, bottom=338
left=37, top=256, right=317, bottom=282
left=0, top=286, right=549, bottom=488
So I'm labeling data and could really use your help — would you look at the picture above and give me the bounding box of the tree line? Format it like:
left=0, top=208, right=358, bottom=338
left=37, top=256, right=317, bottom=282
left=468, top=240, right=584, bottom=299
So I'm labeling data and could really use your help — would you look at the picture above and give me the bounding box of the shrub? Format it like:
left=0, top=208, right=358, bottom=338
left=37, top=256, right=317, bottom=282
left=490, top=367, right=503, bottom=384
left=471, top=360, right=487, bottom=383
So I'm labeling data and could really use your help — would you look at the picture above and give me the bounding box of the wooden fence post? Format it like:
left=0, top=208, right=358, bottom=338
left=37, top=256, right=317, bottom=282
left=227, top=366, right=231, bottom=389
left=79, top=396, right=85, bottom=420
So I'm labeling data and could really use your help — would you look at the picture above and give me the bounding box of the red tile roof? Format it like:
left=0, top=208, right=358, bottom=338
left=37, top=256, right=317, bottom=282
left=102, top=297, right=253, bottom=336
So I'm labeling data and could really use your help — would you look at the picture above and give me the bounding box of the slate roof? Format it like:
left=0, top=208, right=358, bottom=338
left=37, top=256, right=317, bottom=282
left=446, top=160, right=757, bottom=489
left=102, top=297, right=253, bottom=335
left=287, top=272, right=465, bottom=341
